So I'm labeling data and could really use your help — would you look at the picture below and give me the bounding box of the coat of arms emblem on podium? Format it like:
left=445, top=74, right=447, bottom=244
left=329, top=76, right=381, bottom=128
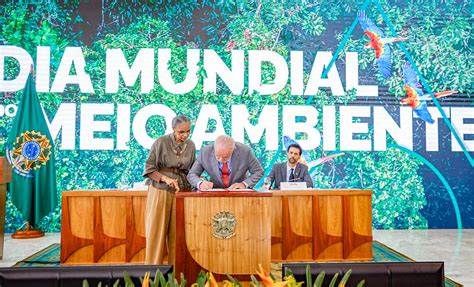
left=211, top=211, right=236, bottom=239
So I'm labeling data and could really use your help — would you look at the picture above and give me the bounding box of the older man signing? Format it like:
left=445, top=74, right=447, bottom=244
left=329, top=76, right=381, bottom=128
left=187, top=135, right=263, bottom=190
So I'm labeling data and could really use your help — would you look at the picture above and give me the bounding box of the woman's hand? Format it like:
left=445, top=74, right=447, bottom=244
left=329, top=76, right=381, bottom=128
left=161, top=176, right=180, bottom=191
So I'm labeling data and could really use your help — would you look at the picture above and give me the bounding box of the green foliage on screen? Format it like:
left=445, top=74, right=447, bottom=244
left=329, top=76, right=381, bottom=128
left=1, top=0, right=471, bottom=231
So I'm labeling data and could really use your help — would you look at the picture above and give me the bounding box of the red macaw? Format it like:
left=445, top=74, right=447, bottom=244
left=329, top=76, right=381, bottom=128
left=357, top=10, right=407, bottom=78
left=401, top=62, right=457, bottom=124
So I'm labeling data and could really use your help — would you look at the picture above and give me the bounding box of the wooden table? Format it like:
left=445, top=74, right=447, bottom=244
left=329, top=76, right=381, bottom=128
left=60, top=190, right=147, bottom=264
left=60, top=189, right=372, bottom=266
left=271, top=189, right=373, bottom=261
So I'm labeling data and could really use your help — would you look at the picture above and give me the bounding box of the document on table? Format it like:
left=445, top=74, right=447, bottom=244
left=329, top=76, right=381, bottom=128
left=199, top=188, right=255, bottom=192
left=228, top=188, right=254, bottom=192
left=204, top=188, right=227, bottom=192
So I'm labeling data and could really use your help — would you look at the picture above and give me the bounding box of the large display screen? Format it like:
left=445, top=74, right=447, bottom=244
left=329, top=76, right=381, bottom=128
left=0, top=1, right=472, bottom=231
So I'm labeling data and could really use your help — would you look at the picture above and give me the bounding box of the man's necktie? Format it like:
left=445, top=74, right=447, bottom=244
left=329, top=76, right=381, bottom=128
left=222, top=162, right=230, bottom=187
left=289, top=168, right=295, bottom=181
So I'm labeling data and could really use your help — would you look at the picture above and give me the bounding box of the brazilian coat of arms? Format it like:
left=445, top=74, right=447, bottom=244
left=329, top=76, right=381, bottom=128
left=6, top=130, right=52, bottom=178
left=211, top=211, right=237, bottom=239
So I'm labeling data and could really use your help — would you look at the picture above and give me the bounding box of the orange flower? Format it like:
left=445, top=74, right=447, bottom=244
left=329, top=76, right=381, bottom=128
left=205, top=272, right=219, bottom=287
left=256, top=264, right=287, bottom=287
left=141, top=272, right=150, bottom=287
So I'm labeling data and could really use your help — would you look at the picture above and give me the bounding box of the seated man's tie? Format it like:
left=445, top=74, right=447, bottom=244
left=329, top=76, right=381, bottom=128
left=289, top=168, right=295, bottom=181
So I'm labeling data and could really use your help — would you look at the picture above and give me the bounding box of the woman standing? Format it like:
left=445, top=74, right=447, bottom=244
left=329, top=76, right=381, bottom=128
left=143, top=115, right=195, bottom=264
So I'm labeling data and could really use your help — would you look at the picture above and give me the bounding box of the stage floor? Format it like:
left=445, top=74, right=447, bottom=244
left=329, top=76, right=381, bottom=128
left=1, top=229, right=472, bottom=286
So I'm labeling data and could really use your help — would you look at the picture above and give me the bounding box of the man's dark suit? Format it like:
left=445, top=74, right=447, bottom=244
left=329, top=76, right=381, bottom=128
left=267, top=162, right=313, bottom=189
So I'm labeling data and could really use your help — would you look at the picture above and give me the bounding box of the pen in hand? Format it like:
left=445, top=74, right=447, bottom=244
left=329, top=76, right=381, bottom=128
left=199, top=180, right=214, bottom=190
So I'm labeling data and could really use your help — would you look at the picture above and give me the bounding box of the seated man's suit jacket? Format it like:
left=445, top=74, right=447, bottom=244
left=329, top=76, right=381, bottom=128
left=267, top=162, right=313, bottom=189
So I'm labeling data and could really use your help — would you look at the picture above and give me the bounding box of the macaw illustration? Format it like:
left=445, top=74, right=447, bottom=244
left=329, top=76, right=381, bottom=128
left=357, top=10, right=408, bottom=78
left=401, top=62, right=457, bottom=124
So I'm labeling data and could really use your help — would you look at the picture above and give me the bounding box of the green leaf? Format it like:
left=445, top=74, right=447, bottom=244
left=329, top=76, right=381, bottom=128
left=196, top=271, right=207, bottom=287
left=158, top=268, right=167, bottom=287
left=284, top=267, right=294, bottom=277
left=339, top=269, right=352, bottom=286
left=329, top=273, right=339, bottom=287
left=123, top=271, right=135, bottom=287
left=179, top=272, right=187, bottom=287
left=226, top=274, right=242, bottom=287
left=314, top=271, right=325, bottom=287
left=250, top=274, right=262, bottom=287
left=305, top=265, right=312, bottom=287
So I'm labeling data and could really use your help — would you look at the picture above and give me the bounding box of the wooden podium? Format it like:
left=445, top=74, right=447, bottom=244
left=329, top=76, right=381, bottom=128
left=0, top=157, right=12, bottom=260
left=175, top=191, right=272, bottom=282
left=60, top=190, right=147, bottom=264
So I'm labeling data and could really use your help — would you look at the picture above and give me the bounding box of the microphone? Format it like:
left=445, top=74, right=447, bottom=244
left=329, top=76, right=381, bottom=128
left=263, top=177, right=275, bottom=190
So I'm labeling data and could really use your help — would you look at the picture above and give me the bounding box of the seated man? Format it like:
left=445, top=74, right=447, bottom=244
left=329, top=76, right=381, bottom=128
left=267, top=143, right=313, bottom=189
left=187, top=135, right=264, bottom=190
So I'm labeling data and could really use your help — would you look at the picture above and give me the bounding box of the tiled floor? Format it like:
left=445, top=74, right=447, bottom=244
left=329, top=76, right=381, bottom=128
left=1, top=229, right=472, bottom=286
left=373, top=229, right=473, bottom=286
left=1, top=232, right=59, bottom=267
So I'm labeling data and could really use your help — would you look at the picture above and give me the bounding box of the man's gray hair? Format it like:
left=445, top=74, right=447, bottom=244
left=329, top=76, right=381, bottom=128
left=214, top=135, right=235, bottom=150
left=172, top=115, right=191, bottom=128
